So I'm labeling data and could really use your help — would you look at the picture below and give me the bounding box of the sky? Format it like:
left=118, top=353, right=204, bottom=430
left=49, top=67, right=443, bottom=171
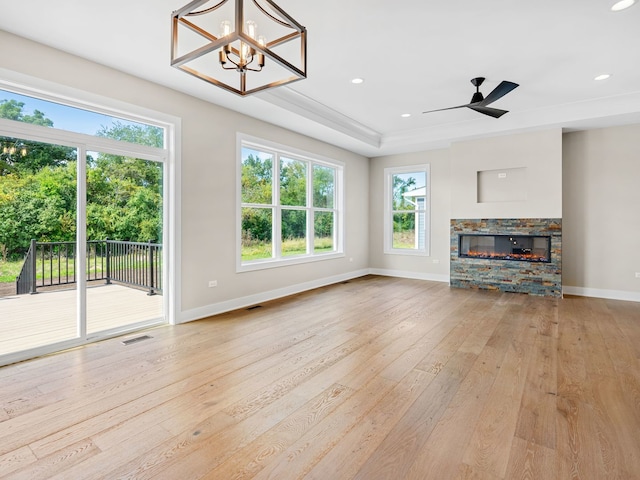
left=0, top=89, right=147, bottom=136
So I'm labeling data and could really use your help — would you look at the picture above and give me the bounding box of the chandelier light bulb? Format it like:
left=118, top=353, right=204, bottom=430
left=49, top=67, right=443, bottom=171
left=245, top=20, right=257, bottom=39
left=257, top=35, right=266, bottom=68
left=220, top=20, right=231, bottom=37
left=240, top=42, right=250, bottom=65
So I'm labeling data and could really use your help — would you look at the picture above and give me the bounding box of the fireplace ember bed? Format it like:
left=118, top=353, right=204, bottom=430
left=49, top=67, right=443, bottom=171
left=458, top=234, right=551, bottom=263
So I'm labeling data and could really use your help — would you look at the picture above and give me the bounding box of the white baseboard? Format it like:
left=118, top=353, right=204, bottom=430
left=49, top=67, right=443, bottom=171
left=180, top=273, right=639, bottom=324
left=368, top=268, right=450, bottom=284
left=562, top=286, right=640, bottom=303
left=179, top=269, right=370, bottom=323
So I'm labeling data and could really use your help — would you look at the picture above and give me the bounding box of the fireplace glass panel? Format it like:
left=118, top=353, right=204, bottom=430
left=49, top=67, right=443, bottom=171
left=458, top=234, right=551, bottom=263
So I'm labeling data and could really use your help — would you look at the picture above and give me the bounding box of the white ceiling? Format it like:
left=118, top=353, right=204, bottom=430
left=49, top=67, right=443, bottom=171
left=1, top=0, right=639, bottom=157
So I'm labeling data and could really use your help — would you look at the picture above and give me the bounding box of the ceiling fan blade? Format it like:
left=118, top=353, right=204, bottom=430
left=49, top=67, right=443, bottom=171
left=479, top=80, right=519, bottom=106
left=422, top=104, right=469, bottom=114
left=468, top=104, right=509, bottom=118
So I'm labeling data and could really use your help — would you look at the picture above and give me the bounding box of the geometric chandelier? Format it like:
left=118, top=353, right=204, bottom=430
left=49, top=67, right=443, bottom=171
left=171, top=0, right=307, bottom=96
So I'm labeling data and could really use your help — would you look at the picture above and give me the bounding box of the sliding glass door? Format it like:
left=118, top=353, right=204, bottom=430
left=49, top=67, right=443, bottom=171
left=0, top=136, right=79, bottom=355
left=85, top=150, right=164, bottom=335
left=0, top=86, right=172, bottom=365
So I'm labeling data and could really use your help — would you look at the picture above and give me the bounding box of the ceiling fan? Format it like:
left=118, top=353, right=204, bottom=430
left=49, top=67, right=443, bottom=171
left=423, top=77, right=519, bottom=118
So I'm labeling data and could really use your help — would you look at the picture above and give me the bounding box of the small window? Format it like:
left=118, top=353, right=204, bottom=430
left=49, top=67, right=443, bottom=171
left=384, top=165, right=430, bottom=255
left=239, top=135, right=343, bottom=271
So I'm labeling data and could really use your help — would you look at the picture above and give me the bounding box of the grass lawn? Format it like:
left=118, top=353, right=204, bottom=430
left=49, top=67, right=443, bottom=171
left=393, top=231, right=416, bottom=249
left=242, top=237, right=334, bottom=261
left=0, top=259, right=22, bottom=283
left=0, top=256, right=155, bottom=287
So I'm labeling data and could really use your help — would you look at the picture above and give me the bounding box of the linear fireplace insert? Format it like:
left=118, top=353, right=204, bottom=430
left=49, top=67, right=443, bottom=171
left=458, top=234, right=551, bottom=263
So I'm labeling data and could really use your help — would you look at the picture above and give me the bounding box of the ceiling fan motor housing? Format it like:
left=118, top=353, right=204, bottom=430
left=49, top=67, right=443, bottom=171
left=471, top=92, right=484, bottom=103
left=470, top=77, right=485, bottom=103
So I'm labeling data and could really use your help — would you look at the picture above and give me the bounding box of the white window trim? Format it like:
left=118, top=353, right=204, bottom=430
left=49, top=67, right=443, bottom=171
left=0, top=68, right=181, bottom=332
left=236, top=133, right=344, bottom=273
left=383, top=164, right=431, bottom=256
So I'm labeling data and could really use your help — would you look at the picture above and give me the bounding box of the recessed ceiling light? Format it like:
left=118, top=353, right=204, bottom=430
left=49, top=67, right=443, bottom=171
left=611, top=0, right=635, bottom=11
left=401, top=113, right=411, bottom=118
left=594, top=74, right=611, bottom=81
left=351, top=78, right=364, bottom=84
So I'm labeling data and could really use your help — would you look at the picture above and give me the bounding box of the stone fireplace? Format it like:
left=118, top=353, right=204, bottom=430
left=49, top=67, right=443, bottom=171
left=450, top=218, right=562, bottom=297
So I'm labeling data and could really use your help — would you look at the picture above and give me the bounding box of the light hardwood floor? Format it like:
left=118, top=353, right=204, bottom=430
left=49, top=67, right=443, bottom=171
left=0, top=275, right=639, bottom=479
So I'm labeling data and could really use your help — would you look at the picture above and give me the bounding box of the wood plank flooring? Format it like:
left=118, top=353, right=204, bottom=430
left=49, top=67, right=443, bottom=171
left=0, top=275, right=639, bottom=479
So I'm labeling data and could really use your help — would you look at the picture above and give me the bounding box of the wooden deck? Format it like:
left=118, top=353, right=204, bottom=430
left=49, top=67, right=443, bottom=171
left=0, top=284, right=163, bottom=356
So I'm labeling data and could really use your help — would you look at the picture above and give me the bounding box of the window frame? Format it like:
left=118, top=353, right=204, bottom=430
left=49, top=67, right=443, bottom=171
left=0, top=71, right=181, bottom=366
left=237, top=133, right=344, bottom=272
left=383, top=164, right=431, bottom=256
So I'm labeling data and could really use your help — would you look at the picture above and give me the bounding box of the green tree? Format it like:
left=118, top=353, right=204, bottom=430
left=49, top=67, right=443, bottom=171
left=392, top=174, right=418, bottom=236
left=96, top=121, right=163, bottom=148
left=86, top=151, right=163, bottom=242
left=0, top=99, right=53, bottom=126
left=0, top=112, right=164, bottom=260
left=241, top=152, right=273, bottom=204
left=313, top=165, right=334, bottom=209
left=392, top=174, right=416, bottom=210
left=0, top=162, right=77, bottom=259
left=1, top=101, right=75, bottom=176
left=280, top=158, right=306, bottom=207
left=241, top=152, right=273, bottom=242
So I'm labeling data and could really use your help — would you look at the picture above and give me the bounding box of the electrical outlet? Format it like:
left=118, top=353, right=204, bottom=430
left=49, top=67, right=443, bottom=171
left=635, top=272, right=640, bottom=279
left=208, top=280, right=217, bottom=287
left=432, top=259, right=440, bottom=264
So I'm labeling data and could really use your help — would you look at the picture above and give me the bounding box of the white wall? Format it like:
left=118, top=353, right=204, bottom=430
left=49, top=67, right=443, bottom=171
left=368, top=149, right=451, bottom=281
left=563, top=126, right=640, bottom=299
left=450, top=129, right=563, bottom=219
left=2, top=30, right=638, bottom=308
left=0, top=30, right=370, bottom=322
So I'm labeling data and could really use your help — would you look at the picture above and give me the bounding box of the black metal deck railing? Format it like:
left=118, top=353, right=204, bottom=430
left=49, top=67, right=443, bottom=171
left=15, top=239, right=162, bottom=296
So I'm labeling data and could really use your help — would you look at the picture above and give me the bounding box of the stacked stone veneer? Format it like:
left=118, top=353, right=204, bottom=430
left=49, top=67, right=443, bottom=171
left=450, top=218, right=562, bottom=297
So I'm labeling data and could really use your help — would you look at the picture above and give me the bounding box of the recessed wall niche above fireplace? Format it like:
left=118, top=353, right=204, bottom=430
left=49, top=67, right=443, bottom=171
left=451, top=218, right=562, bottom=297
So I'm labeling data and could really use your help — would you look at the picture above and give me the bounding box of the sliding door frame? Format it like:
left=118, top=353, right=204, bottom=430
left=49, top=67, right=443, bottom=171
left=0, top=74, right=180, bottom=366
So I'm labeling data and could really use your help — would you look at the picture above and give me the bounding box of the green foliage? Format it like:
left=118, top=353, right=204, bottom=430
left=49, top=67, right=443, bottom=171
left=0, top=99, right=53, bottom=126
left=280, top=158, right=306, bottom=206
left=241, top=151, right=272, bottom=204
left=313, top=165, right=334, bottom=208
left=0, top=258, right=23, bottom=282
left=0, top=102, right=163, bottom=261
left=314, top=211, right=333, bottom=239
left=392, top=174, right=419, bottom=236
left=241, top=236, right=333, bottom=261
left=281, top=209, right=306, bottom=242
left=242, top=207, right=272, bottom=244
left=96, top=121, right=164, bottom=148
left=1, top=100, right=75, bottom=176
left=87, top=152, right=163, bottom=242
left=392, top=174, right=416, bottom=211
left=241, top=151, right=337, bottom=257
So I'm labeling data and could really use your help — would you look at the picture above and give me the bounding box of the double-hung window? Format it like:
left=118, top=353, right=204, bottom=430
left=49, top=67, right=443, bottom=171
left=384, top=165, right=430, bottom=255
left=238, top=135, right=343, bottom=271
